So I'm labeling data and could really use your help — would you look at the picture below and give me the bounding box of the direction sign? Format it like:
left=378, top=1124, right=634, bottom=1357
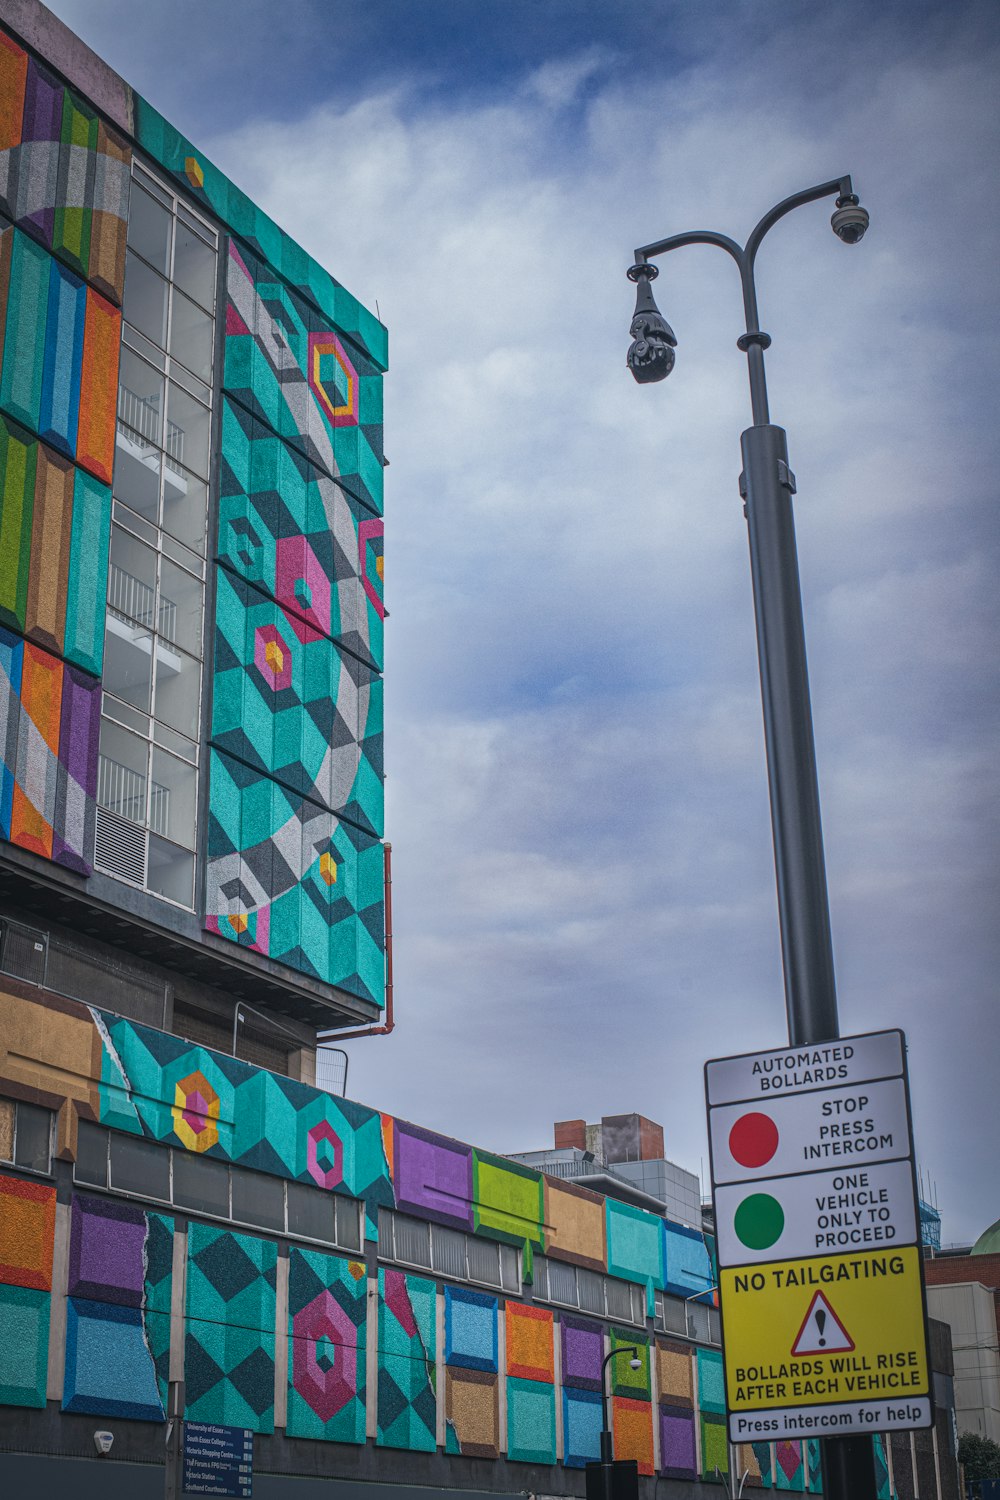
left=183, top=1422, right=253, bottom=1498
left=705, top=1028, right=933, bottom=1441
left=714, top=1159, right=918, bottom=1264
left=709, top=1078, right=910, bottom=1185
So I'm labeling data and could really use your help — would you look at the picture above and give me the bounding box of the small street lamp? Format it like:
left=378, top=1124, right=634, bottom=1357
left=624, top=178, right=876, bottom=1500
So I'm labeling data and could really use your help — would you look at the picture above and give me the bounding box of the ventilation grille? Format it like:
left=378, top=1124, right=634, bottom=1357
left=95, top=807, right=147, bottom=885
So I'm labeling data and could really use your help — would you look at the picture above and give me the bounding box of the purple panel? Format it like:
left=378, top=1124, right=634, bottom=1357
left=660, top=1404, right=697, bottom=1478
left=22, top=58, right=62, bottom=142
left=560, top=1314, right=604, bottom=1392
left=19, top=59, right=62, bottom=247
left=68, top=1194, right=147, bottom=1307
left=52, top=665, right=100, bottom=875
left=393, top=1120, right=473, bottom=1229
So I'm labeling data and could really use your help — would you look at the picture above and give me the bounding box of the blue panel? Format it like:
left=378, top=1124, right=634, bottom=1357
left=38, top=257, right=85, bottom=456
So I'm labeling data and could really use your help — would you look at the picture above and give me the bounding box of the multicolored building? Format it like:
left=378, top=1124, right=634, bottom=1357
left=0, top=4, right=962, bottom=1498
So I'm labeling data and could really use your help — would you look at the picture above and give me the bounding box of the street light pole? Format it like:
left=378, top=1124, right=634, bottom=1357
left=625, top=177, right=877, bottom=1500
left=599, top=1344, right=641, bottom=1496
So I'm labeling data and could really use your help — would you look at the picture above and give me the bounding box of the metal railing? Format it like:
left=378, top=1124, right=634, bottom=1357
left=107, top=563, right=177, bottom=643
left=97, top=755, right=169, bottom=836
left=116, top=383, right=185, bottom=473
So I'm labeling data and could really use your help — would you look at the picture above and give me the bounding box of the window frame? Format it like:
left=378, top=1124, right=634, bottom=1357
left=532, top=1252, right=646, bottom=1327
left=0, top=1096, right=54, bottom=1177
left=378, top=1207, right=521, bottom=1296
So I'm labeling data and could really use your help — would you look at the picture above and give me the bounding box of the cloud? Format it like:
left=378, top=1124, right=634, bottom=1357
left=45, top=0, right=1000, bottom=1244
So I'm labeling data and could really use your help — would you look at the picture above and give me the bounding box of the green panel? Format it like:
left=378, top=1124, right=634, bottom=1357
left=53, top=91, right=98, bottom=277
left=472, top=1151, right=544, bottom=1248
left=0, top=1285, right=50, bottom=1407
left=610, top=1326, right=651, bottom=1399
left=64, top=466, right=111, bottom=675
left=0, top=415, right=36, bottom=632
left=0, top=230, right=50, bottom=433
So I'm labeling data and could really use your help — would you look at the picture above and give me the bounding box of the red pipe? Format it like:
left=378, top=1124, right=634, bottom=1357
left=322, top=841, right=394, bottom=1040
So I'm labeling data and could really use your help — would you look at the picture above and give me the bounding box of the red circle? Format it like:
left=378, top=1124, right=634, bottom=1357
left=728, top=1112, right=779, bottom=1168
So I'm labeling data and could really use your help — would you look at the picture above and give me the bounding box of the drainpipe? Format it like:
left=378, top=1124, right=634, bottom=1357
left=319, top=841, right=394, bottom=1041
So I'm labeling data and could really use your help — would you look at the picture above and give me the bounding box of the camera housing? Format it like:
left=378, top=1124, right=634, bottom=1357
left=94, top=1430, right=114, bottom=1456
left=831, top=196, right=870, bottom=245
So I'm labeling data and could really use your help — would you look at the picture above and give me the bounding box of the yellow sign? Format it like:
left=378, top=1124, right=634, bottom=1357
left=721, top=1245, right=929, bottom=1412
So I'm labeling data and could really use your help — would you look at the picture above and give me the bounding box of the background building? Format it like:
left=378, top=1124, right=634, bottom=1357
left=0, top=3, right=964, bottom=1498
left=925, top=1227, right=1000, bottom=1447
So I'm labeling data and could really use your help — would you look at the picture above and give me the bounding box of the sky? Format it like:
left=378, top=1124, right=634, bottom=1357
left=47, top=0, right=999, bottom=1245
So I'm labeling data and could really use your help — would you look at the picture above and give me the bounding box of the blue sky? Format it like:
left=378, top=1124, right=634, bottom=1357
left=49, top=0, right=1000, bottom=1243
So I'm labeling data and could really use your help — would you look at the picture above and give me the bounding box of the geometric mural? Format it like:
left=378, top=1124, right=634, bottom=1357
left=185, top=1223, right=277, bottom=1433
left=656, top=1336, right=696, bottom=1481
left=560, top=1313, right=604, bottom=1468
left=0, top=1172, right=54, bottom=1409
left=286, top=1246, right=366, bottom=1443
left=505, top=1302, right=555, bottom=1464
left=377, top=1268, right=436, bottom=1452
left=610, top=1327, right=653, bottom=1476
left=775, top=1438, right=805, bottom=1490
left=443, top=1285, right=499, bottom=1458
left=698, top=1345, right=728, bottom=1482
left=62, top=1193, right=172, bottom=1420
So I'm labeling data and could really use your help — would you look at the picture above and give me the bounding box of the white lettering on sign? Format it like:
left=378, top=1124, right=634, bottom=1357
left=705, top=1030, right=904, bottom=1106
left=708, top=1078, right=910, bottom=1186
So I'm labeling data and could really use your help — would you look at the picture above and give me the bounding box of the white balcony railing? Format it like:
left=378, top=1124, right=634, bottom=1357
left=97, top=755, right=169, bottom=837
left=107, top=563, right=176, bottom=644
left=116, top=384, right=185, bottom=473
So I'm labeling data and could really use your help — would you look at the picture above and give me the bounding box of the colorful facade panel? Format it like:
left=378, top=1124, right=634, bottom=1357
left=286, top=1246, right=366, bottom=1444
left=62, top=1194, right=172, bottom=1421
left=656, top=1336, right=696, bottom=1480
left=506, top=1300, right=554, bottom=1383
left=185, top=1223, right=276, bottom=1433
left=775, top=1438, right=805, bottom=1490
left=505, top=1302, right=556, bottom=1465
left=0, top=1172, right=54, bottom=1409
left=444, top=1284, right=498, bottom=1373
left=212, top=567, right=382, bottom=837
left=560, top=1312, right=604, bottom=1393
left=0, top=36, right=130, bottom=303
left=391, top=1119, right=473, bottom=1230
left=606, top=1196, right=664, bottom=1313
left=542, top=1175, right=605, bottom=1272
left=562, top=1385, right=603, bottom=1468
left=663, top=1218, right=714, bottom=1299
left=442, top=1289, right=501, bottom=1461
left=0, top=224, right=120, bottom=486
left=377, top=1267, right=436, bottom=1452
left=0, top=419, right=111, bottom=673
left=0, top=627, right=101, bottom=874
left=204, top=745, right=385, bottom=1003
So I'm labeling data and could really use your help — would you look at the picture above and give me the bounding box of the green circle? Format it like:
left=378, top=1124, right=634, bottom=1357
left=734, top=1193, right=785, bottom=1250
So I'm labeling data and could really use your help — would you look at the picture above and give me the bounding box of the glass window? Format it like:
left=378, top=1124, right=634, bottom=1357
left=110, top=1132, right=170, bottom=1199
left=150, top=747, right=197, bottom=848
left=547, top=1258, right=579, bottom=1307
left=659, top=1295, right=687, bottom=1336
left=152, top=646, right=201, bottom=741
left=161, top=467, right=209, bottom=556
left=335, top=1196, right=362, bottom=1252
left=169, top=289, right=213, bottom=381
left=159, top=557, right=204, bottom=658
left=113, top=433, right=161, bottom=527
left=432, top=1225, right=467, bottom=1281
left=605, top=1275, right=635, bottom=1324
left=0, top=1098, right=13, bottom=1161
left=686, top=1300, right=712, bottom=1343
left=147, top=834, right=195, bottom=908
left=127, top=184, right=171, bottom=275
left=231, top=1166, right=285, bottom=1232
left=287, top=1181, right=336, bottom=1243
left=173, top=1152, right=230, bottom=1217
left=97, top=719, right=149, bottom=826
left=166, top=384, right=211, bottom=479
left=465, top=1234, right=501, bottom=1289
left=75, top=1122, right=110, bottom=1186
left=173, top=221, right=216, bottom=309
left=124, top=250, right=168, bottom=347
left=578, top=1267, right=606, bottom=1315
left=392, top=1211, right=432, bottom=1269
left=14, top=1102, right=52, bottom=1172
left=499, top=1243, right=520, bottom=1293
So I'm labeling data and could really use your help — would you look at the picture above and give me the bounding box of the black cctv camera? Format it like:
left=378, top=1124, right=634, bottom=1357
left=830, top=194, right=870, bottom=244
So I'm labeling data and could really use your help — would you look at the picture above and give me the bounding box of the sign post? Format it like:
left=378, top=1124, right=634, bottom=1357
left=706, top=1030, right=933, bottom=1450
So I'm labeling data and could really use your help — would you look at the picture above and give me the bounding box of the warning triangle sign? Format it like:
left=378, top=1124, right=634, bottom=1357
left=791, top=1291, right=855, bottom=1356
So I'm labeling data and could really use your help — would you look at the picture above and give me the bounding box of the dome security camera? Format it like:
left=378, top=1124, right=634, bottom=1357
left=94, top=1430, right=114, bottom=1456
left=629, top=1356, right=642, bottom=1371
left=830, top=195, right=870, bottom=245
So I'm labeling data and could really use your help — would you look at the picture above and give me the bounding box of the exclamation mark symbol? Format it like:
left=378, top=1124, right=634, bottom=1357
left=815, top=1309, right=827, bottom=1347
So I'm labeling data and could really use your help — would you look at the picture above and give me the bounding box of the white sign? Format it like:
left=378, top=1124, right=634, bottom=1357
left=705, top=1029, right=904, bottom=1107
left=713, top=1159, right=918, bottom=1266
left=708, top=1077, right=911, bottom=1186
left=728, top=1395, right=932, bottom=1443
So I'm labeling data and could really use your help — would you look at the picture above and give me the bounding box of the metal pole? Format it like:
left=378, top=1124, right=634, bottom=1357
left=741, top=422, right=879, bottom=1496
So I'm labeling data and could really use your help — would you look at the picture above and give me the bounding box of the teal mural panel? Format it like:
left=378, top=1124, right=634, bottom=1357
left=218, top=398, right=384, bottom=672
left=132, top=95, right=387, bottom=372
left=873, top=1433, right=892, bottom=1499
left=185, top=1223, right=276, bottom=1433
left=0, top=1284, right=49, bottom=1407
left=92, top=1009, right=394, bottom=1238
left=212, top=567, right=382, bottom=836
left=606, top=1196, right=665, bottom=1310
left=64, top=465, right=112, bottom=676
left=377, top=1267, right=436, bottom=1451
left=286, top=1246, right=367, bottom=1444
left=506, top=1376, right=556, bottom=1465
left=697, top=1345, right=726, bottom=1414
left=806, top=1437, right=823, bottom=1492
left=775, top=1438, right=805, bottom=1490
left=204, top=745, right=385, bottom=1002
left=224, top=240, right=384, bottom=518
left=0, top=226, right=49, bottom=433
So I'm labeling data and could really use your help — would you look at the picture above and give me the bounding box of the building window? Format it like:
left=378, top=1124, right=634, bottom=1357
left=654, top=1290, right=721, bottom=1345
left=95, top=161, right=217, bottom=908
left=378, top=1208, right=520, bottom=1294
left=0, top=1098, right=53, bottom=1174
left=532, top=1254, right=646, bottom=1326
left=74, top=1122, right=362, bottom=1252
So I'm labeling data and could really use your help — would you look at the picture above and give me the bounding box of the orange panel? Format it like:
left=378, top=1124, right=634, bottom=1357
left=76, top=288, right=121, bottom=484
left=0, top=32, right=27, bottom=153
left=10, top=643, right=63, bottom=857
left=0, top=1174, right=56, bottom=1291
left=612, top=1395, right=655, bottom=1476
